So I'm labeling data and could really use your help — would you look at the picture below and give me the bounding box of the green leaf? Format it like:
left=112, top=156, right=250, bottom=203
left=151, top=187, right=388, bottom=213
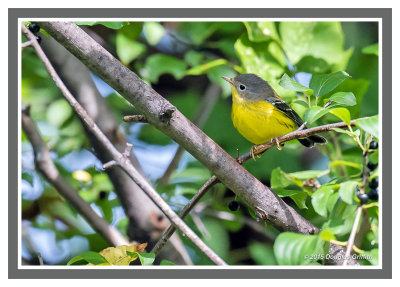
left=328, top=92, right=356, bottom=106
left=362, top=43, right=379, bottom=56
left=119, top=23, right=143, bottom=39
left=280, top=22, right=353, bottom=70
left=312, top=184, right=337, bottom=217
left=243, top=22, right=279, bottom=42
left=75, top=22, right=126, bottom=29
left=355, top=115, right=379, bottom=138
left=290, top=192, right=308, bottom=209
left=234, top=34, right=285, bottom=81
left=160, top=259, right=176, bottom=265
left=67, top=251, right=108, bottom=265
left=184, top=51, right=204, bottom=67
left=304, top=105, right=338, bottom=124
left=186, top=59, right=228, bottom=76
left=270, top=167, right=292, bottom=189
left=142, top=54, right=187, bottom=83
left=201, top=218, right=230, bottom=260
left=319, top=229, right=336, bottom=242
left=338, top=181, right=357, bottom=205
left=137, top=253, right=155, bottom=266
left=278, top=74, right=313, bottom=96
left=329, top=107, right=351, bottom=125
left=143, top=22, right=165, bottom=46
left=46, top=99, right=73, bottom=127
left=116, top=31, right=146, bottom=64
left=170, top=167, right=211, bottom=184
left=309, top=71, right=351, bottom=98
left=249, top=243, right=277, bottom=265
left=273, top=232, right=324, bottom=265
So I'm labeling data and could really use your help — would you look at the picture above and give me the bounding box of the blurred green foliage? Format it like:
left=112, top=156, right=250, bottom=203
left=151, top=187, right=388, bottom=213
left=21, top=21, right=379, bottom=266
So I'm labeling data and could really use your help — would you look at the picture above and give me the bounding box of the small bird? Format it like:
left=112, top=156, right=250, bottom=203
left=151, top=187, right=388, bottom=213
left=222, top=74, right=326, bottom=155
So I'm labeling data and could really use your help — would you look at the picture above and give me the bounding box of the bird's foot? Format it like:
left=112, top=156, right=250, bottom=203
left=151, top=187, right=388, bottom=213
left=250, top=145, right=261, bottom=160
left=274, top=137, right=283, bottom=151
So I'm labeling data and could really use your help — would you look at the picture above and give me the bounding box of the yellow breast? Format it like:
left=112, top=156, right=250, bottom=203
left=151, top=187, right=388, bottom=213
left=231, top=96, right=297, bottom=145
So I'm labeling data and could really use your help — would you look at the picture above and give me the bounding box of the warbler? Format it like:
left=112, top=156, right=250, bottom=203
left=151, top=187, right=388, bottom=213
left=222, top=74, right=326, bottom=152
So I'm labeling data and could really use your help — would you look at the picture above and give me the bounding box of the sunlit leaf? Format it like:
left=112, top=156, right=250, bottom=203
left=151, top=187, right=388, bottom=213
left=116, top=32, right=146, bottom=64
left=309, top=71, right=351, bottom=98
left=46, top=99, right=73, bottom=127
left=279, top=73, right=313, bottom=96
left=329, top=107, right=351, bottom=125
left=144, top=22, right=165, bottom=46
left=185, top=59, right=228, bottom=76
left=72, top=170, right=92, bottom=182
left=243, top=22, right=280, bottom=42
left=312, top=184, right=337, bottom=217
left=355, top=115, right=379, bottom=138
left=280, top=22, right=353, bottom=70
left=338, top=181, right=357, bottom=205
left=328, top=92, right=356, bottom=106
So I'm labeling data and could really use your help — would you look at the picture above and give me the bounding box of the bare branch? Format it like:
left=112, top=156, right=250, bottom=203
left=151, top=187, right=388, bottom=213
left=21, top=107, right=128, bottom=247
left=38, top=20, right=316, bottom=237
left=39, top=33, right=192, bottom=264
left=21, top=40, right=34, bottom=48
left=22, top=23, right=226, bottom=266
left=35, top=21, right=363, bottom=265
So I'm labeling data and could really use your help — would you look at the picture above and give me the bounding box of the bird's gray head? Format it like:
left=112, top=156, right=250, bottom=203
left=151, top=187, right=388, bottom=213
left=222, top=73, right=275, bottom=101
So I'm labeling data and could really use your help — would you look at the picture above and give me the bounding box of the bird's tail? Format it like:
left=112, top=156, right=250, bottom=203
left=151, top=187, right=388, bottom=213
left=298, top=135, right=327, bottom=148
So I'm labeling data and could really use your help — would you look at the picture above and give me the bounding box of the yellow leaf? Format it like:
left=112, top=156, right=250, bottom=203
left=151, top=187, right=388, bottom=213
left=99, top=243, right=147, bottom=266
left=72, top=170, right=92, bottom=182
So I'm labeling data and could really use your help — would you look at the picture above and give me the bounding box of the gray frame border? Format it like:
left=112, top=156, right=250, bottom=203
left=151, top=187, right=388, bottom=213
left=9, top=8, right=392, bottom=279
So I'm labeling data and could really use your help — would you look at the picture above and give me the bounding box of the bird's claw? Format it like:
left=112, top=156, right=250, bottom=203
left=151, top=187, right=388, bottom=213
left=274, top=138, right=282, bottom=151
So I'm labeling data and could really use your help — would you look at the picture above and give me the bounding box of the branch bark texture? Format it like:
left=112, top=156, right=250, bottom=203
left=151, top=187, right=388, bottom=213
left=40, top=35, right=191, bottom=264
left=22, top=24, right=226, bottom=266
left=38, top=21, right=317, bottom=236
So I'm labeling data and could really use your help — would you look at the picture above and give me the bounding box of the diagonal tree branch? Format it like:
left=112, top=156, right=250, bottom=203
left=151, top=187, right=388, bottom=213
left=21, top=23, right=226, bottom=266
left=37, top=20, right=315, bottom=236
left=21, top=106, right=128, bottom=247
left=34, top=21, right=360, bottom=265
left=152, top=118, right=366, bottom=256
left=39, top=35, right=192, bottom=265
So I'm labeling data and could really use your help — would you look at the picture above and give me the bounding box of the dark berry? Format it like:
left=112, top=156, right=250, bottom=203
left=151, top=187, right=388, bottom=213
left=357, top=193, right=369, bottom=205
left=28, top=23, right=40, bottom=34
left=369, top=177, right=378, bottom=189
left=228, top=200, right=239, bottom=211
left=368, top=189, right=379, bottom=201
left=99, top=191, right=107, bottom=200
left=369, top=141, right=378, bottom=150
left=36, top=35, right=41, bottom=44
left=367, top=161, right=378, bottom=171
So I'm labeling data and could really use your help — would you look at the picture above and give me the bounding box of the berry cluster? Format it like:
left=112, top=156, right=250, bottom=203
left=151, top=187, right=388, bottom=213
left=356, top=140, right=379, bottom=205
left=28, top=23, right=41, bottom=44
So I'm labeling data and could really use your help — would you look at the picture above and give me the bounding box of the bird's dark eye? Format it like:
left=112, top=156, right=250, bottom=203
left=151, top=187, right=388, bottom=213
left=239, top=84, right=246, bottom=91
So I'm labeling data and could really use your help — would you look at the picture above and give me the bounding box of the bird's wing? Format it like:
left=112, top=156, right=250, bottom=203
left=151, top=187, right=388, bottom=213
left=267, top=97, right=304, bottom=127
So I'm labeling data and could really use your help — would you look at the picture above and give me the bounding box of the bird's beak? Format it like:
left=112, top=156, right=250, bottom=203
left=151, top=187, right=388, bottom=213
left=222, top=76, right=234, bottom=85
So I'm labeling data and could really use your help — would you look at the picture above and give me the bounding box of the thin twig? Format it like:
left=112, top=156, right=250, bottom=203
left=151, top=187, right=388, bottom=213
left=21, top=40, right=34, bottom=48
left=22, top=24, right=227, bottom=266
left=343, top=206, right=363, bottom=266
left=151, top=176, right=219, bottom=255
left=37, top=21, right=366, bottom=265
left=152, top=118, right=367, bottom=256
